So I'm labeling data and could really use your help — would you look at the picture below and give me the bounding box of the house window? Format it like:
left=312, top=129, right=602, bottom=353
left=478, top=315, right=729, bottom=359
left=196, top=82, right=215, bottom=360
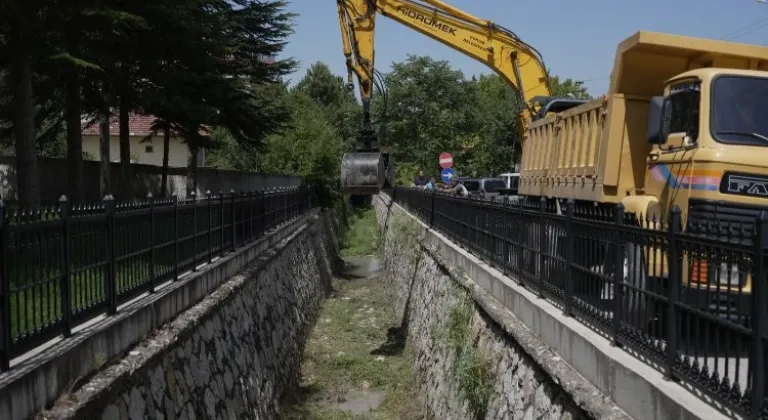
left=145, top=145, right=154, bottom=153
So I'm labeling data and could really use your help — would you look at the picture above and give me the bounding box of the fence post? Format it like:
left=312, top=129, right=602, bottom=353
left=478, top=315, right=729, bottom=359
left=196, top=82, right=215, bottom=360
left=219, top=191, right=225, bottom=256
left=206, top=191, right=212, bottom=264
left=0, top=199, right=9, bottom=371
left=257, top=190, right=265, bottom=237
left=147, top=193, right=156, bottom=293
left=535, top=197, right=547, bottom=293
left=611, top=203, right=625, bottom=346
left=248, top=191, right=253, bottom=241
left=282, top=187, right=288, bottom=223
left=173, top=195, right=179, bottom=281
left=191, top=192, right=197, bottom=272
left=240, top=191, right=246, bottom=244
left=665, top=206, right=682, bottom=380
left=58, top=195, right=73, bottom=338
left=429, top=191, right=436, bottom=227
left=104, top=195, right=117, bottom=315
left=564, top=199, right=575, bottom=317
left=751, top=212, right=767, bottom=417
left=230, top=190, right=237, bottom=251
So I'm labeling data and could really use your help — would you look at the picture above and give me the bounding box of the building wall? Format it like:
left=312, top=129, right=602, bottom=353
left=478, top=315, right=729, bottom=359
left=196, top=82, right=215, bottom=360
left=82, top=135, right=191, bottom=168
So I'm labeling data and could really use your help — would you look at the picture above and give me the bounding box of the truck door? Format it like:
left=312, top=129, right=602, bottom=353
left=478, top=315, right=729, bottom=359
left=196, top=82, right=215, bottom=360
left=648, top=81, right=701, bottom=218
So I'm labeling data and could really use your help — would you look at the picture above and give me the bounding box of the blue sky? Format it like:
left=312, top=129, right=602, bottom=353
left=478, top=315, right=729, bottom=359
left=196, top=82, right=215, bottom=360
left=279, top=0, right=768, bottom=95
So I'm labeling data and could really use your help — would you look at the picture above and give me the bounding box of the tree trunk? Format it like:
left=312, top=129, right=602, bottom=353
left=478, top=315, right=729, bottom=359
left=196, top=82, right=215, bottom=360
left=99, top=92, right=112, bottom=198
left=161, top=123, right=170, bottom=197
left=118, top=93, right=132, bottom=200
left=10, top=36, right=41, bottom=208
left=65, top=72, right=84, bottom=203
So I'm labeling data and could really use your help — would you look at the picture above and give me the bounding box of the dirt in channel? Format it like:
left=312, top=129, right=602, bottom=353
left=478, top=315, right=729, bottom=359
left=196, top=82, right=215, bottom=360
left=280, top=253, right=426, bottom=420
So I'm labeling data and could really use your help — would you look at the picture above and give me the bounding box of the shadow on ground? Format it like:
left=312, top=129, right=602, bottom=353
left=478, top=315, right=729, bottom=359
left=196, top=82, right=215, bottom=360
left=370, top=326, right=407, bottom=356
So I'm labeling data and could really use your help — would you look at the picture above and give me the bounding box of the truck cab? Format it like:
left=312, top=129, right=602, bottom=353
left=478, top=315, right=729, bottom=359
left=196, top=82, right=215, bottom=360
left=643, top=69, right=768, bottom=302
left=647, top=68, right=768, bottom=230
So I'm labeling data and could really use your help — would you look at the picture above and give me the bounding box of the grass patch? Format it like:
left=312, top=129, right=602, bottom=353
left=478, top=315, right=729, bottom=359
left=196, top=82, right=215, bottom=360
left=446, top=302, right=472, bottom=351
left=434, top=297, right=495, bottom=419
left=391, top=212, right=422, bottom=262
left=281, top=275, right=425, bottom=420
left=455, top=347, right=495, bottom=419
left=341, top=206, right=380, bottom=257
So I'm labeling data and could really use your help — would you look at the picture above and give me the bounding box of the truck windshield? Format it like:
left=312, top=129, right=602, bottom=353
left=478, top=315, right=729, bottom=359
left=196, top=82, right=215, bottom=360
left=711, top=76, right=768, bottom=147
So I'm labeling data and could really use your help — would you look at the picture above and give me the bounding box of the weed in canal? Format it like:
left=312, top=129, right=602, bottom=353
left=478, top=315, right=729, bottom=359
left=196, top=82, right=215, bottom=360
left=341, top=206, right=380, bottom=257
left=433, top=296, right=495, bottom=419
left=281, top=275, right=425, bottom=420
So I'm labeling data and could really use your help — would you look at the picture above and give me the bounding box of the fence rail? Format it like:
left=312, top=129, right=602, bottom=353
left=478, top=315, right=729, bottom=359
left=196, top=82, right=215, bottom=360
left=392, top=187, right=768, bottom=420
left=0, top=186, right=312, bottom=371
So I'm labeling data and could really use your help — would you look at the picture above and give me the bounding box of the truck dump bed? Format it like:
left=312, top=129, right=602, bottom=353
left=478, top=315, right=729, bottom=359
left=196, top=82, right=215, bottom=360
left=519, top=31, right=768, bottom=203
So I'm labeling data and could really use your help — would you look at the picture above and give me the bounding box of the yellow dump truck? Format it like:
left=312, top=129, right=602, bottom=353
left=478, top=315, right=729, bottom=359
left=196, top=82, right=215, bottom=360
left=521, top=31, right=768, bottom=323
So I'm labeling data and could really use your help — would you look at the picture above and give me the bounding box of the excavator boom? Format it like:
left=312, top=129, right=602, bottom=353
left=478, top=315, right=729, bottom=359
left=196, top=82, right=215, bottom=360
left=337, top=0, right=568, bottom=196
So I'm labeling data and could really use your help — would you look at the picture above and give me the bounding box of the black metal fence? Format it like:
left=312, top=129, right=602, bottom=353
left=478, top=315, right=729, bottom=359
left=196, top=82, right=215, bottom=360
left=0, top=186, right=311, bottom=371
left=392, top=187, right=767, bottom=419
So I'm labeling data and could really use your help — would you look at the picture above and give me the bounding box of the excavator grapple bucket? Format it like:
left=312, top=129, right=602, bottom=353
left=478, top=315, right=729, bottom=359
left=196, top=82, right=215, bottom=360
left=341, top=152, right=385, bottom=195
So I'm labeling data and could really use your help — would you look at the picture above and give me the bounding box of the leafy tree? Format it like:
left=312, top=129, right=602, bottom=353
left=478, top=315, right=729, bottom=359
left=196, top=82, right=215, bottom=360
left=374, top=55, right=476, bottom=182
left=295, top=62, right=361, bottom=148
left=466, top=74, right=520, bottom=176
left=366, top=56, right=596, bottom=182
left=256, top=91, right=344, bottom=207
left=137, top=0, right=297, bottom=197
left=208, top=62, right=358, bottom=207
left=549, top=72, right=592, bottom=100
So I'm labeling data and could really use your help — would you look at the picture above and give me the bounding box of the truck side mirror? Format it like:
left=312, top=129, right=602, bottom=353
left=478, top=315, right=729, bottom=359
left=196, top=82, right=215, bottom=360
left=646, top=96, right=671, bottom=144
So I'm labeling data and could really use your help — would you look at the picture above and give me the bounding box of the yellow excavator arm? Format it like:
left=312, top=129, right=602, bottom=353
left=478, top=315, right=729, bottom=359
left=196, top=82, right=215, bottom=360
left=337, top=0, right=571, bottom=199
left=337, top=0, right=554, bottom=126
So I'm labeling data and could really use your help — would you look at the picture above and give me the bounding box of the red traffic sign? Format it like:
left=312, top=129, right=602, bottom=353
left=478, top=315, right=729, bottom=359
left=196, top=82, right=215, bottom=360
left=439, top=152, right=453, bottom=169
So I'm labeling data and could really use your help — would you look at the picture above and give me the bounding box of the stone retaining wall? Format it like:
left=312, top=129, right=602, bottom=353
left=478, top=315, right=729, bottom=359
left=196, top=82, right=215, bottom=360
left=373, top=194, right=630, bottom=420
left=33, top=210, right=337, bottom=420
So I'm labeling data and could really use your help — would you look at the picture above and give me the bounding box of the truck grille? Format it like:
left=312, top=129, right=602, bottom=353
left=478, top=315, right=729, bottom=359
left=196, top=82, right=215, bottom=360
left=687, top=199, right=765, bottom=289
left=686, top=199, right=764, bottom=245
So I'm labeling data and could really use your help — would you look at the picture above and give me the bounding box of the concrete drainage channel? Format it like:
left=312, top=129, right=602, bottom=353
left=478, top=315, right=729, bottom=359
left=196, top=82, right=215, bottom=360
left=280, top=254, right=426, bottom=419
left=280, top=207, right=427, bottom=420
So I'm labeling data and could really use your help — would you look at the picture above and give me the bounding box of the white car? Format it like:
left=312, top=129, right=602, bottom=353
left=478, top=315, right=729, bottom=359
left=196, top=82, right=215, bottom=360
left=498, top=172, right=520, bottom=192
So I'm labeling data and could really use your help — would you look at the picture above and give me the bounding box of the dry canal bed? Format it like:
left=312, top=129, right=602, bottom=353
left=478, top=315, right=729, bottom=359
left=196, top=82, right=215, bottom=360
left=280, top=207, right=426, bottom=420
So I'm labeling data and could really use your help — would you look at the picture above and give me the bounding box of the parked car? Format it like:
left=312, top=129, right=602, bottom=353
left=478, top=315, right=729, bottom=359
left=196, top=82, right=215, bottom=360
left=458, top=177, right=506, bottom=200
left=498, top=172, right=520, bottom=193
left=459, top=178, right=481, bottom=196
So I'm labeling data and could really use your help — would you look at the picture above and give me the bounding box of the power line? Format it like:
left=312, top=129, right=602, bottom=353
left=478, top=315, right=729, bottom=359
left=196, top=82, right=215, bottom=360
left=719, top=17, right=768, bottom=41
left=577, top=76, right=610, bottom=83
left=566, top=11, right=768, bottom=88
left=576, top=16, right=768, bottom=85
